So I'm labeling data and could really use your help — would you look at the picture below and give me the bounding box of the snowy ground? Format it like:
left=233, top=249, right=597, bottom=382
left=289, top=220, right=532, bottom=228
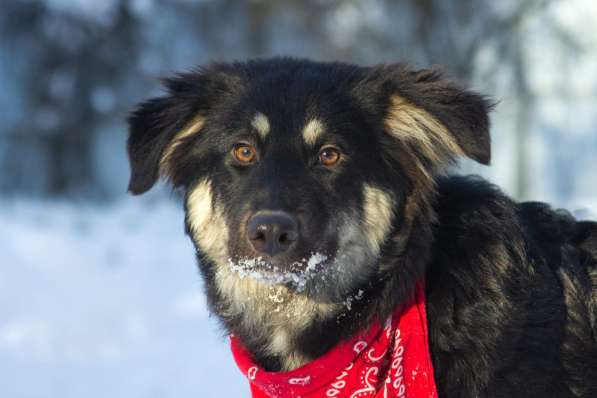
left=1, top=194, right=595, bottom=398
left=0, top=196, right=247, bottom=398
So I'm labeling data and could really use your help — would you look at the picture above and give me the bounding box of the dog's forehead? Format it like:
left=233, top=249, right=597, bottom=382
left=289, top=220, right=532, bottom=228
left=239, top=80, right=358, bottom=145
left=246, top=110, right=329, bottom=146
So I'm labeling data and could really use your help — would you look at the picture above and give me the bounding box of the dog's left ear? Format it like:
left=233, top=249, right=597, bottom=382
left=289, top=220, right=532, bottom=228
left=376, top=65, right=493, bottom=167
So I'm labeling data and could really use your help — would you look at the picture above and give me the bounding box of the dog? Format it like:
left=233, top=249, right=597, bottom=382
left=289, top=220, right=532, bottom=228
left=126, top=58, right=597, bottom=397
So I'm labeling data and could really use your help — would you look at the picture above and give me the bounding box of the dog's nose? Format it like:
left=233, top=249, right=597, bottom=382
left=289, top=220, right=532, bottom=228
left=247, top=211, right=299, bottom=256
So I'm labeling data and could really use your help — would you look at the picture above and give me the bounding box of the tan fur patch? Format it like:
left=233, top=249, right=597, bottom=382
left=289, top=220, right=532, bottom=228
left=302, top=118, right=325, bottom=146
left=362, top=184, right=395, bottom=255
left=160, top=115, right=205, bottom=173
left=186, top=179, right=229, bottom=264
left=384, top=96, right=464, bottom=164
left=251, top=112, right=270, bottom=139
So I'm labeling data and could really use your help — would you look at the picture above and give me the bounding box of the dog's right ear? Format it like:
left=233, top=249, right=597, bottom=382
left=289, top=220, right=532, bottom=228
left=127, top=67, right=243, bottom=195
left=127, top=92, right=201, bottom=195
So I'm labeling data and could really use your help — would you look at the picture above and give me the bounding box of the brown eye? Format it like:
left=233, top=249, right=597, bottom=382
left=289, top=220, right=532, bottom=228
left=233, top=144, right=257, bottom=164
left=318, top=147, right=341, bottom=166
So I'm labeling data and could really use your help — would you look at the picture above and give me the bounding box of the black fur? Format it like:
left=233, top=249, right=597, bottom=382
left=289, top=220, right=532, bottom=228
left=127, top=58, right=597, bottom=397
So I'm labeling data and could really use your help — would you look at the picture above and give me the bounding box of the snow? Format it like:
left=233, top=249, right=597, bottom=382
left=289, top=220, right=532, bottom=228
left=228, top=252, right=328, bottom=292
left=343, top=289, right=365, bottom=311
left=0, top=197, right=247, bottom=397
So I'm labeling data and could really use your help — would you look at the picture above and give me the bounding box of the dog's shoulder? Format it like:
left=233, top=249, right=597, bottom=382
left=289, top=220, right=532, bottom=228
left=431, top=174, right=523, bottom=256
left=426, top=176, right=531, bottom=396
left=431, top=174, right=594, bottom=264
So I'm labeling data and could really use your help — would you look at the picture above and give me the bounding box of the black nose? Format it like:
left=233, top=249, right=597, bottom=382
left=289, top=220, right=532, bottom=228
left=247, top=211, right=299, bottom=256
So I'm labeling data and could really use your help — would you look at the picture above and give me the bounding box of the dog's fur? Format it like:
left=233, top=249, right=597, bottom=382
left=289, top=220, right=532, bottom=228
left=127, top=58, right=597, bottom=397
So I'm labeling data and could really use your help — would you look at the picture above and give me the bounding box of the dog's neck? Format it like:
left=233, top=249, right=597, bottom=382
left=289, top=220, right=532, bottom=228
left=222, top=281, right=381, bottom=371
left=210, top=266, right=361, bottom=371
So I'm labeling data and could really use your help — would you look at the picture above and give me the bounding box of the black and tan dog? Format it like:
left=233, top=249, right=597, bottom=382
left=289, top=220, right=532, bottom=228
left=127, top=58, right=597, bottom=397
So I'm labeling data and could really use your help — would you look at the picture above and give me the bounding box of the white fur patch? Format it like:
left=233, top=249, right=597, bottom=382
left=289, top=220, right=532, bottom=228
left=251, top=112, right=270, bottom=139
left=215, top=264, right=339, bottom=369
left=186, top=179, right=229, bottom=264
left=362, top=184, right=395, bottom=255
left=302, top=118, right=325, bottom=146
left=214, top=251, right=341, bottom=369
left=269, top=327, right=292, bottom=356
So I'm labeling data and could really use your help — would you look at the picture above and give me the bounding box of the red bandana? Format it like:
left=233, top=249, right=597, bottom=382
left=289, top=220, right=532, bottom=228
left=230, top=283, right=438, bottom=398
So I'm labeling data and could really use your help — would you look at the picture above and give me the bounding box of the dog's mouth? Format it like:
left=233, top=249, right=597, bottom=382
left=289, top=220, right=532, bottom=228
left=227, top=252, right=330, bottom=291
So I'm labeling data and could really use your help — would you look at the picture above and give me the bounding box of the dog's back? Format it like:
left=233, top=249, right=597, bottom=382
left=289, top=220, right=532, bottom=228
left=428, top=176, right=597, bottom=397
left=570, top=217, right=597, bottom=341
left=520, top=201, right=597, bottom=336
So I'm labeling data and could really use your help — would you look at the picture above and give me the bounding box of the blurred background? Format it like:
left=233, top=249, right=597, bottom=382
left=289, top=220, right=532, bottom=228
left=1, top=0, right=596, bottom=397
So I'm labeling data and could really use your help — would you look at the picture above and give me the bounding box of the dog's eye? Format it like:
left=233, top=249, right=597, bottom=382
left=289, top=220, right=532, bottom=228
left=233, top=144, right=258, bottom=164
left=318, top=146, right=341, bottom=167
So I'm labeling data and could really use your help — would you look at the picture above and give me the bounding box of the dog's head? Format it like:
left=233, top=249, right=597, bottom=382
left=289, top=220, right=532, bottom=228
left=127, top=58, right=491, bottom=305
